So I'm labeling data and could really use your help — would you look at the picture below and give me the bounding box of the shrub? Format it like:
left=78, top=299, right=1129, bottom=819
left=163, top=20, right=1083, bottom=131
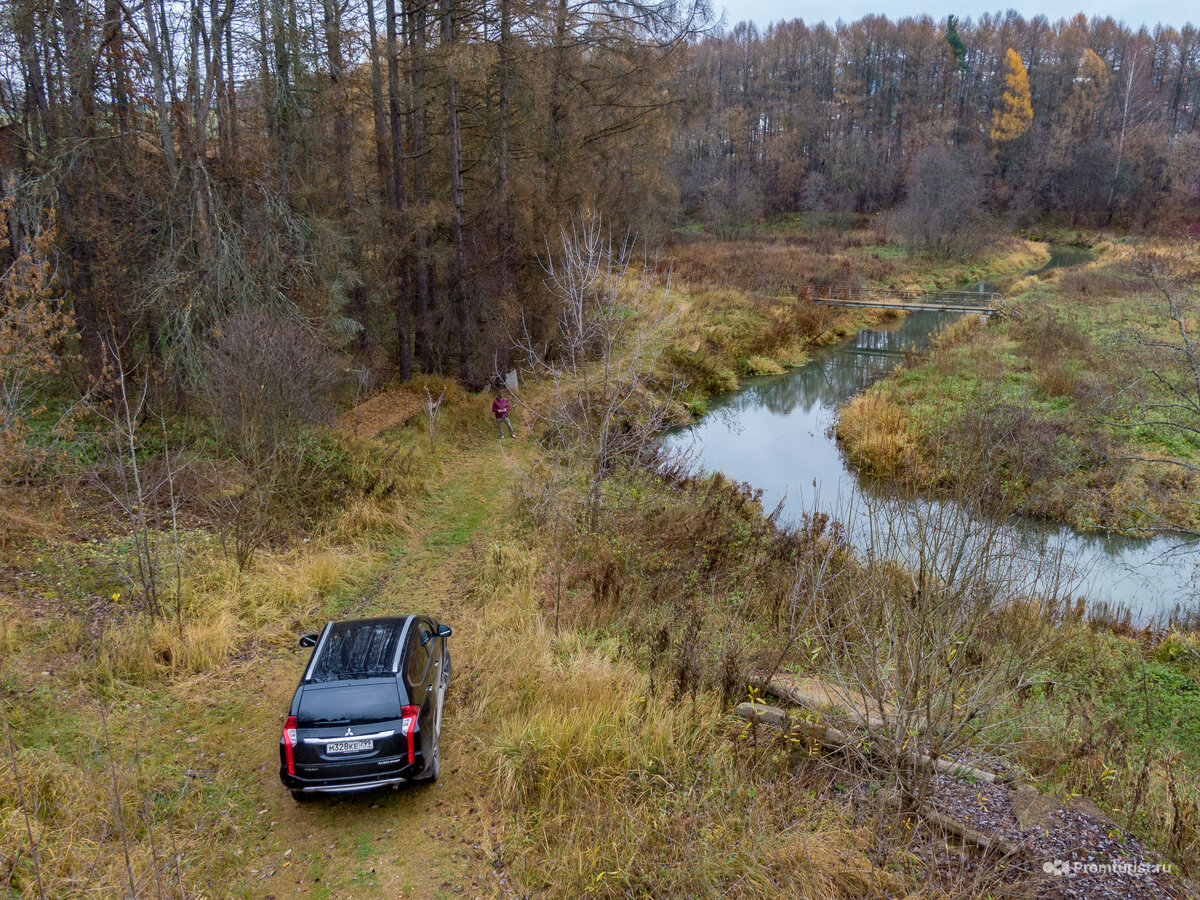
left=202, top=310, right=341, bottom=462
left=741, top=355, right=786, bottom=377
left=1014, top=306, right=1091, bottom=366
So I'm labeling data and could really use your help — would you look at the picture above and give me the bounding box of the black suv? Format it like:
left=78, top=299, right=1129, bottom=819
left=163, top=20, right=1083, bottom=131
left=279, top=615, right=451, bottom=800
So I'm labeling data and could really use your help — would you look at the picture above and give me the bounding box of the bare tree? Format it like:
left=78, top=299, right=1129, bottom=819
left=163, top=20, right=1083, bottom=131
left=891, top=146, right=989, bottom=258
left=518, top=214, right=679, bottom=529
left=88, top=347, right=187, bottom=620
left=809, top=482, right=1073, bottom=805
left=201, top=310, right=339, bottom=568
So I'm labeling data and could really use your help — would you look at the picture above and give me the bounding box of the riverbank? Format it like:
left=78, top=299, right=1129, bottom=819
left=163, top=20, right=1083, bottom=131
left=836, top=237, right=1200, bottom=537
left=511, top=253, right=1200, bottom=894
left=659, top=230, right=1049, bottom=414
left=1, top=231, right=1197, bottom=897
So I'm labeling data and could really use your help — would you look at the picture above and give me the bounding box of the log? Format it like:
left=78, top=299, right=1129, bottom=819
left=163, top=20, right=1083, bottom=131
left=907, top=798, right=1020, bottom=858
left=749, top=674, right=1010, bottom=784
left=734, top=702, right=848, bottom=748
left=732, top=703, right=1020, bottom=859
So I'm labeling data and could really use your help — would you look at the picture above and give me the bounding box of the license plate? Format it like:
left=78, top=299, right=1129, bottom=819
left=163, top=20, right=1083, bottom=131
left=326, top=739, right=373, bottom=754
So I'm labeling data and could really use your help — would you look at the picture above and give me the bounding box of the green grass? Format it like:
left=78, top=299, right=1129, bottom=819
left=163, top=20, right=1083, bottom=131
left=4, top=230, right=1198, bottom=897
left=838, top=240, right=1200, bottom=533
left=867, top=243, right=908, bottom=260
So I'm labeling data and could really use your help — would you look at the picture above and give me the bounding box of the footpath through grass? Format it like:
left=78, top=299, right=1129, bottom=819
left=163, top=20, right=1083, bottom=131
left=0, top=410, right=534, bottom=898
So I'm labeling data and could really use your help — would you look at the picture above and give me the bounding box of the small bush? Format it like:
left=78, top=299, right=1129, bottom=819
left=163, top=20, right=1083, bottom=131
left=1037, top=362, right=1081, bottom=398
left=203, top=310, right=341, bottom=461
left=741, top=355, right=785, bottom=376
left=1014, top=307, right=1092, bottom=366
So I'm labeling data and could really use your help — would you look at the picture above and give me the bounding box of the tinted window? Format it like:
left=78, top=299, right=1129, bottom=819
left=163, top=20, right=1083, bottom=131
left=308, top=620, right=405, bottom=683
left=296, top=682, right=402, bottom=726
left=405, top=621, right=432, bottom=684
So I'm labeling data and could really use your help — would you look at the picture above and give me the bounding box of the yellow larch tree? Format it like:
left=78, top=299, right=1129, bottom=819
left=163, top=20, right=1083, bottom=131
left=990, top=48, right=1034, bottom=142
left=1065, top=48, right=1111, bottom=138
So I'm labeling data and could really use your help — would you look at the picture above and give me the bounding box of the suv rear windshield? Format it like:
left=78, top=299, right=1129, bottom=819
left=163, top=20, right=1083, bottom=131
left=307, top=619, right=406, bottom=683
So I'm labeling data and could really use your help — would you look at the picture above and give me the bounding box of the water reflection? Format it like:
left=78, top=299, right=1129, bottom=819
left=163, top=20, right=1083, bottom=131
left=714, top=312, right=947, bottom=419
left=666, top=305, right=1199, bottom=623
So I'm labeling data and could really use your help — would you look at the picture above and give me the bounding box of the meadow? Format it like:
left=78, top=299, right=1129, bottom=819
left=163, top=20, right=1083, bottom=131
left=1, top=226, right=1197, bottom=899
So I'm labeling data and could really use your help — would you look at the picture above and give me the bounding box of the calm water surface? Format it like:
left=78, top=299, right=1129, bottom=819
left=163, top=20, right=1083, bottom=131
left=667, top=267, right=1200, bottom=622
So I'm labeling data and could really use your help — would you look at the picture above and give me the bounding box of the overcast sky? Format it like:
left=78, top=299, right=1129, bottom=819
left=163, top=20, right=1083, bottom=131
left=717, top=0, right=1194, bottom=30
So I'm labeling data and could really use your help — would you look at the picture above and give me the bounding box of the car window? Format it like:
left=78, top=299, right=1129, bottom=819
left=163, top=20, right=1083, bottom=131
left=405, top=620, right=432, bottom=684
left=307, top=620, right=405, bottom=683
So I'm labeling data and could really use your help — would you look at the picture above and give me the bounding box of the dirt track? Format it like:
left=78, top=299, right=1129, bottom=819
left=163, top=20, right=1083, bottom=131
left=336, top=390, right=426, bottom=439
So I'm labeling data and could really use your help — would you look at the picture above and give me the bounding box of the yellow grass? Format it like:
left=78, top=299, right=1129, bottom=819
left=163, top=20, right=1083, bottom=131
left=836, top=393, right=923, bottom=480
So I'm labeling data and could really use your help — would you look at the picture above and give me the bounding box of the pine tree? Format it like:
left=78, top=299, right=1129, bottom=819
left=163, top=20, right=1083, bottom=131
left=945, top=16, right=968, bottom=72
left=989, top=49, right=1034, bottom=142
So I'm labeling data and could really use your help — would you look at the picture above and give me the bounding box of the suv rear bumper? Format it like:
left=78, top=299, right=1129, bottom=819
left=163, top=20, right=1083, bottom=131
left=289, top=775, right=409, bottom=794
left=279, top=755, right=424, bottom=793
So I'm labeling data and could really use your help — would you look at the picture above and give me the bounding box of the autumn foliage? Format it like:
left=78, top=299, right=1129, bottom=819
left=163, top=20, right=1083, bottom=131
left=989, top=49, right=1035, bottom=143
left=0, top=190, right=73, bottom=475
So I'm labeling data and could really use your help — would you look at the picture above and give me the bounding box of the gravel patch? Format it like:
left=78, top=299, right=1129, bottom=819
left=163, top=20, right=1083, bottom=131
left=923, top=774, right=1190, bottom=899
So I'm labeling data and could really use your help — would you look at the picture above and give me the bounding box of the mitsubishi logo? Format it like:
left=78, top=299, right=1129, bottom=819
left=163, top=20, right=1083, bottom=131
left=344, top=727, right=354, bottom=737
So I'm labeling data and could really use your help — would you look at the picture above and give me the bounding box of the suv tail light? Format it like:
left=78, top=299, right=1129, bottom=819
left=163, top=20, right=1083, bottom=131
left=282, top=715, right=298, bottom=775
left=400, top=705, right=419, bottom=764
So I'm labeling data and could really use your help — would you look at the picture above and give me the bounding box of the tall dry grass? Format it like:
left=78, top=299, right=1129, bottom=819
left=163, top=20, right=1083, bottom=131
left=836, top=393, right=923, bottom=481
left=469, top=542, right=906, bottom=899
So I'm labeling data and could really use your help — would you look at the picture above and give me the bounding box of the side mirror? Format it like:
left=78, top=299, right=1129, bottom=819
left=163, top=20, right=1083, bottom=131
left=298, top=633, right=319, bottom=648
left=436, top=624, right=452, bottom=638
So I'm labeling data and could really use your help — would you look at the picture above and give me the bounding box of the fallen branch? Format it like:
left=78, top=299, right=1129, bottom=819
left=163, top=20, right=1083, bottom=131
left=734, top=701, right=1020, bottom=858
left=748, top=675, right=1011, bottom=784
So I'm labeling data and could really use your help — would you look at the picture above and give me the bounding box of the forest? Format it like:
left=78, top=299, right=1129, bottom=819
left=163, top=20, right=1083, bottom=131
left=672, top=13, right=1200, bottom=232
left=0, top=1, right=1198, bottom=413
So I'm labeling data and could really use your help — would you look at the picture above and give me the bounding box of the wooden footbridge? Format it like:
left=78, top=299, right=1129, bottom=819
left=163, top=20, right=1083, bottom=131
left=813, top=288, right=1002, bottom=315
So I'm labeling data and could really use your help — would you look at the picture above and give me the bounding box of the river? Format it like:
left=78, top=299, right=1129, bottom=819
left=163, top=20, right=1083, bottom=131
left=666, top=255, right=1200, bottom=624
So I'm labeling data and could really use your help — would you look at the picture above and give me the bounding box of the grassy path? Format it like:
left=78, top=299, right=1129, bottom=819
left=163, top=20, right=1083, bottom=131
left=193, top=435, right=528, bottom=898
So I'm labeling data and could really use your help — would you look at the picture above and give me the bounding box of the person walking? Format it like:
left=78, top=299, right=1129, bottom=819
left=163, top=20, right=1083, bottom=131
left=492, top=391, right=516, bottom=438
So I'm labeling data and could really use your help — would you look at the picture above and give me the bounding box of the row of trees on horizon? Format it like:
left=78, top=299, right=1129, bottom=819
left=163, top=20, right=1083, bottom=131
left=0, top=0, right=1197, bottom=403
left=672, top=12, right=1200, bottom=236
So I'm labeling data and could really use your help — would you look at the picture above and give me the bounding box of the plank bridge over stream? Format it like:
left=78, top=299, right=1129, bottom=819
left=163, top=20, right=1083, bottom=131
left=813, top=288, right=1003, bottom=315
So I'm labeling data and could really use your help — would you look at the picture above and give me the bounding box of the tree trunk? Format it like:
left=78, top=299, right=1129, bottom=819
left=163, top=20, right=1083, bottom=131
left=320, top=0, right=353, bottom=210
left=384, top=0, right=406, bottom=212
left=365, top=0, right=392, bottom=205
left=60, top=0, right=105, bottom=382
left=269, top=0, right=295, bottom=203
left=496, top=0, right=515, bottom=272
left=102, top=0, right=132, bottom=134
left=210, top=0, right=229, bottom=166
left=407, top=0, right=433, bottom=371
left=225, top=14, right=238, bottom=161
left=443, top=0, right=471, bottom=384
left=143, top=0, right=178, bottom=177
left=498, top=0, right=512, bottom=200
left=384, top=0, right=412, bottom=379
